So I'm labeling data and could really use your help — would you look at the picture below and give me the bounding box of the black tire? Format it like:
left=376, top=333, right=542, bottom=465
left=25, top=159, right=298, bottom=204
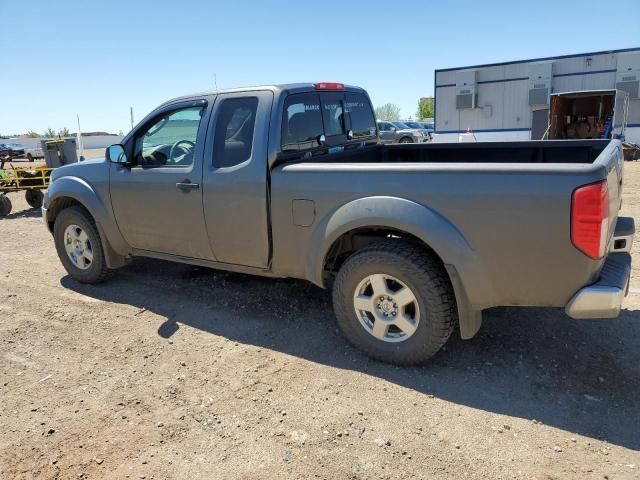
left=332, top=241, right=456, bottom=365
left=53, top=206, right=113, bottom=283
left=399, top=136, right=413, bottom=144
left=25, top=189, right=43, bottom=209
left=0, top=195, right=11, bottom=218
left=27, top=153, right=34, bottom=162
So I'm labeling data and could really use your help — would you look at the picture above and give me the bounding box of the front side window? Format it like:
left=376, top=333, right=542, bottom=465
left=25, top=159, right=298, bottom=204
left=345, top=92, right=376, bottom=138
left=213, top=97, right=258, bottom=168
left=282, top=93, right=324, bottom=152
left=134, top=106, right=204, bottom=167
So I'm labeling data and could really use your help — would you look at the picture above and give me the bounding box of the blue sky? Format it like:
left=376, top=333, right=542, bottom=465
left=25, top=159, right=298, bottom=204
left=1, top=0, right=638, bottom=135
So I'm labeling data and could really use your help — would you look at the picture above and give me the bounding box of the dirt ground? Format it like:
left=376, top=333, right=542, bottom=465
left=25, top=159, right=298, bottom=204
left=1, top=159, right=639, bottom=480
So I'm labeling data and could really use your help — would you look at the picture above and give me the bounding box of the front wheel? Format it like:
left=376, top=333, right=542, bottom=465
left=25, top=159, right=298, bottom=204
left=332, top=241, right=456, bottom=364
left=27, top=153, right=34, bottom=162
left=399, top=136, right=413, bottom=144
left=53, top=206, right=113, bottom=283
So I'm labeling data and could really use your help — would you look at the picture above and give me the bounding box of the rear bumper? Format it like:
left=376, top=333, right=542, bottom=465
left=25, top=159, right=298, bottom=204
left=565, top=216, right=634, bottom=320
left=565, top=252, right=631, bottom=319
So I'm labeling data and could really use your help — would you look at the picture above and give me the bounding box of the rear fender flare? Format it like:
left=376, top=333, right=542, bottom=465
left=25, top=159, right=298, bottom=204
left=306, top=196, right=493, bottom=338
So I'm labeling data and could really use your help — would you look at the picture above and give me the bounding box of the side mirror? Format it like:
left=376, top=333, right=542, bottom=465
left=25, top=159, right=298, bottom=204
left=390, top=127, right=397, bottom=132
left=106, top=144, right=129, bottom=164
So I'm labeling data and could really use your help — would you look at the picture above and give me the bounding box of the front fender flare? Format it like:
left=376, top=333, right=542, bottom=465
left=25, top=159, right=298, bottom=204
left=46, top=176, right=129, bottom=267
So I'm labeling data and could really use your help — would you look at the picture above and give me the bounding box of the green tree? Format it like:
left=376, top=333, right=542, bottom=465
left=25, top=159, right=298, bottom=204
left=374, top=103, right=401, bottom=121
left=44, top=128, right=56, bottom=138
left=25, top=130, right=40, bottom=138
left=58, top=127, right=70, bottom=137
left=416, top=97, right=434, bottom=120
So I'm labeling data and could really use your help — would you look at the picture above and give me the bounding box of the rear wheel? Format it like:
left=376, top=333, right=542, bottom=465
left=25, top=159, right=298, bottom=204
left=53, top=206, right=113, bottom=283
left=399, top=136, right=413, bottom=144
left=25, top=189, right=43, bottom=209
left=332, top=241, right=456, bottom=364
left=0, top=194, right=12, bottom=218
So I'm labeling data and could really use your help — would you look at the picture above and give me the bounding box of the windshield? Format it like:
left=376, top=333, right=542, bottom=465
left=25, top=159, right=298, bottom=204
left=404, top=122, right=422, bottom=129
left=391, top=122, right=410, bottom=129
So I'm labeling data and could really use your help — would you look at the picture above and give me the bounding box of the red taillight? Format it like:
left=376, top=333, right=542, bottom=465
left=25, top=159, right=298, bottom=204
left=313, top=82, right=345, bottom=90
left=571, top=181, right=609, bottom=259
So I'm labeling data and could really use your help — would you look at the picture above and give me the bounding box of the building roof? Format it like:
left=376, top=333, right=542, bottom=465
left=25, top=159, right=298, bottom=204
left=435, top=47, right=640, bottom=73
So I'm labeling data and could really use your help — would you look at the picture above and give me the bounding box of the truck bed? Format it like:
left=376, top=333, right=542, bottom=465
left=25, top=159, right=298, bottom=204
left=271, top=139, right=623, bottom=312
left=287, top=140, right=609, bottom=165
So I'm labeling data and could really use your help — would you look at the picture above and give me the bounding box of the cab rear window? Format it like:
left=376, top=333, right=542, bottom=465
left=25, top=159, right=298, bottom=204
left=282, top=93, right=323, bottom=152
left=345, top=92, right=376, bottom=138
left=281, top=91, right=376, bottom=152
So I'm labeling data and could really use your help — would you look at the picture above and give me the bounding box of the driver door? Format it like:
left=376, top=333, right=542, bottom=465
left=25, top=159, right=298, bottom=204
left=109, top=99, right=215, bottom=260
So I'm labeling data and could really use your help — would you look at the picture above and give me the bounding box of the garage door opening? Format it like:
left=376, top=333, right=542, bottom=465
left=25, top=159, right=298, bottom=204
left=547, top=90, right=628, bottom=140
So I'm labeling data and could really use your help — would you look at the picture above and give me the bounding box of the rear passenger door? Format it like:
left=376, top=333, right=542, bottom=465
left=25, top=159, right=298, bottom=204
left=202, top=91, right=273, bottom=268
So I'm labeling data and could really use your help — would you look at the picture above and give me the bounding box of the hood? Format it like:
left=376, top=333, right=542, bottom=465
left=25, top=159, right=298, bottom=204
left=51, top=156, right=107, bottom=182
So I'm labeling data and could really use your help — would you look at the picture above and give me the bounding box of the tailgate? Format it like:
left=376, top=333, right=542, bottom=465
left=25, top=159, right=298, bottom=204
left=603, top=142, right=624, bottom=246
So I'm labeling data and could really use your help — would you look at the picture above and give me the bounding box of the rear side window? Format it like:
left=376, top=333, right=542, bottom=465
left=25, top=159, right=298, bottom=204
left=345, top=92, right=376, bottom=138
left=282, top=93, right=323, bottom=151
left=213, top=97, right=258, bottom=168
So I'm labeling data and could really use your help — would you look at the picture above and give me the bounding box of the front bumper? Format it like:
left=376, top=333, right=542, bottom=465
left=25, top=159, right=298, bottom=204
left=565, top=216, right=634, bottom=319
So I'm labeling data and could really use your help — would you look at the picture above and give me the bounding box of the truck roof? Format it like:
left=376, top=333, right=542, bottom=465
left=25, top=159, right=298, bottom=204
left=162, top=83, right=368, bottom=107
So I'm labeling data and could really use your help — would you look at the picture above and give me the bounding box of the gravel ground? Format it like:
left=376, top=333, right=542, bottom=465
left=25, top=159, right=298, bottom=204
left=1, top=160, right=639, bottom=479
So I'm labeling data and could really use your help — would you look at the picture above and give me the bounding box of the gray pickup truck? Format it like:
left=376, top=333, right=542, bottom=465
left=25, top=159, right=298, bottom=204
left=42, top=82, right=635, bottom=364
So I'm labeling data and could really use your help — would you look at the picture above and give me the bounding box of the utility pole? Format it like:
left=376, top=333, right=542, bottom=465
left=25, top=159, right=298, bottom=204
left=76, top=114, right=85, bottom=160
left=214, top=73, right=218, bottom=91
left=130, top=106, right=134, bottom=130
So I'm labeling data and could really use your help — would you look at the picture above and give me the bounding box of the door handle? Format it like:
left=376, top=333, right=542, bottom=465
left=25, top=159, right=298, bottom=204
left=176, top=180, right=199, bottom=191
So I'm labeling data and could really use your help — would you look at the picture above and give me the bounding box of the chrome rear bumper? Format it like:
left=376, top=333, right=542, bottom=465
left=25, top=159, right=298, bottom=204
left=565, top=252, right=631, bottom=319
left=565, top=217, right=634, bottom=320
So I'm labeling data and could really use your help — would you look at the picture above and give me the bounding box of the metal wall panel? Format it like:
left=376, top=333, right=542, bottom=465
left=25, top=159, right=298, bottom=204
left=476, top=65, right=505, bottom=83
left=457, top=82, right=504, bottom=130
left=552, top=75, right=583, bottom=93
left=502, top=80, right=530, bottom=130
left=582, top=71, right=616, bottom=90
left=435, top=85, right=459, bottom=131
left=504, top=63, right=529, bottom=78
left=550, top=57, right=584, bottom=75
left=628, top=99, right=640, bottom=124
left=436, top=70, right=458, bottom=86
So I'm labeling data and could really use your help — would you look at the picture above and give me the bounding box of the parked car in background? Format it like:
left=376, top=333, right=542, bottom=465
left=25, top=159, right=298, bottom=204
left=0, top=143, right=25, bottom=158
left=25, top=144, right=44, bottom=162
left=402, top=121, right=433, bottom=140
left=0, top=144, right=11, bottom=161
left=377, top=121, right=428, bottom=144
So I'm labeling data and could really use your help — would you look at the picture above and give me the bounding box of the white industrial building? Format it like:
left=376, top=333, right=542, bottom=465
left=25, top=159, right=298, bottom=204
left=434, top=47, right=640, bottom=143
